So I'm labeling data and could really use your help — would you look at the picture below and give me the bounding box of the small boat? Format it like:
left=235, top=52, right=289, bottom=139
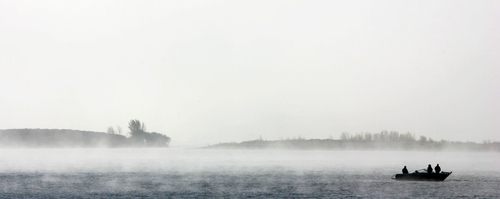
left=392, top=170, right=452, bottom=181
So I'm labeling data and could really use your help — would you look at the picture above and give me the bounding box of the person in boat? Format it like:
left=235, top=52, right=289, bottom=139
left=402, top=166, right=408, bottom=174
left=427, top=164, right=433, bottom=173
left=435, top=164, right=441, bottom=173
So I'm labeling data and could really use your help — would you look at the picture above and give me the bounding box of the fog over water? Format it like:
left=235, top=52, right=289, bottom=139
left=0, top=149, right=499, bottom=198
left=1, top=1, right=499, bottom=197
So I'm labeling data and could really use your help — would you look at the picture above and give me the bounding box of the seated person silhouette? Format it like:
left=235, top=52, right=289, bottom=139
left=435, top=164, right=441, bottom=174
left=427, top=164, right=433, bottom=173
left=402, top=166, right=409, bottom=174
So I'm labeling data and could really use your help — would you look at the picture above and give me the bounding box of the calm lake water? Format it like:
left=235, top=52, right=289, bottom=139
left=0, top=148, right=498, bottom=198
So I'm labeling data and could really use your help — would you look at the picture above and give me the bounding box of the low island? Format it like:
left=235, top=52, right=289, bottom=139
left=0, top=120, right=171, bottom=148
left=204, top=131, right=500, bottom=151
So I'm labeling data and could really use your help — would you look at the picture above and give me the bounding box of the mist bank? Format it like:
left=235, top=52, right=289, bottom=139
left=0, top=129, right=170, bottom=148
left=205, top=137, right=500, bottom=151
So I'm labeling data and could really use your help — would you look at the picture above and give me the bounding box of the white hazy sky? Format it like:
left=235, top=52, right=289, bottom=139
left=1, top=0, right=499, bottom=147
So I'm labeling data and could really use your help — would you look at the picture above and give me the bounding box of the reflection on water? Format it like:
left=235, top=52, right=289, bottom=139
left=0, top=149, right=498, bottom=198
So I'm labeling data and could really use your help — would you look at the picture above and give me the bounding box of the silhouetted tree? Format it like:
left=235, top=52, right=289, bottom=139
left=340, top=132, right=350, bottom=140
left=400, top=132, right=415, bottom=141
left=128, top=119, right=146, bottom=137
left=380, top=130, right=389, bottom=141
left=127, top=119, right=171, bottom=147
left=419, top=135, right=428, bottom=143
left=364, top=133, right=373, bottom=141
left=389, top=131, right=399, bottom=141
left=352, top=133, right=363, bottom=141
left=107, top=126, right=115, bottom=134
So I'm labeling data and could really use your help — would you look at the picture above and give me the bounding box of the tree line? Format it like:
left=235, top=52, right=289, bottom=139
left=124, top=119, right=171, bottom=147
left=0, top=119, right=171, bottom=148
left=340, top=131, right=434, bottom=143
left=206, top=131, right=500, bottom=151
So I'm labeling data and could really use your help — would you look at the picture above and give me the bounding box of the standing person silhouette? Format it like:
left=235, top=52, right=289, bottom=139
left=435, top=164, right=441, bottom=173
left=427, top=164, right=433, bottom=173
left=402, top=166, right=409, bottom=174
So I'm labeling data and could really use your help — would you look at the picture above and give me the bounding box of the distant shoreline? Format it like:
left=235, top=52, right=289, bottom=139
left=0, top=129, right=170, bottom=148
left=204, top=139, right=500, bottom=151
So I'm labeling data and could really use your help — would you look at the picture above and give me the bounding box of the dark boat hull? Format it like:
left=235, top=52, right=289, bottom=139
left=394, top=172, right=452, bottom=181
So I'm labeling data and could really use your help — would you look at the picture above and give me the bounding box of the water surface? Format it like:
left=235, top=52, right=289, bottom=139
left=0, top=149, right=498, bottom=198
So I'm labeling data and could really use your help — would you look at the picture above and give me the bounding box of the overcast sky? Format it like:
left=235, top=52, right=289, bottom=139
left=1, top=0, right=498, bottom=147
